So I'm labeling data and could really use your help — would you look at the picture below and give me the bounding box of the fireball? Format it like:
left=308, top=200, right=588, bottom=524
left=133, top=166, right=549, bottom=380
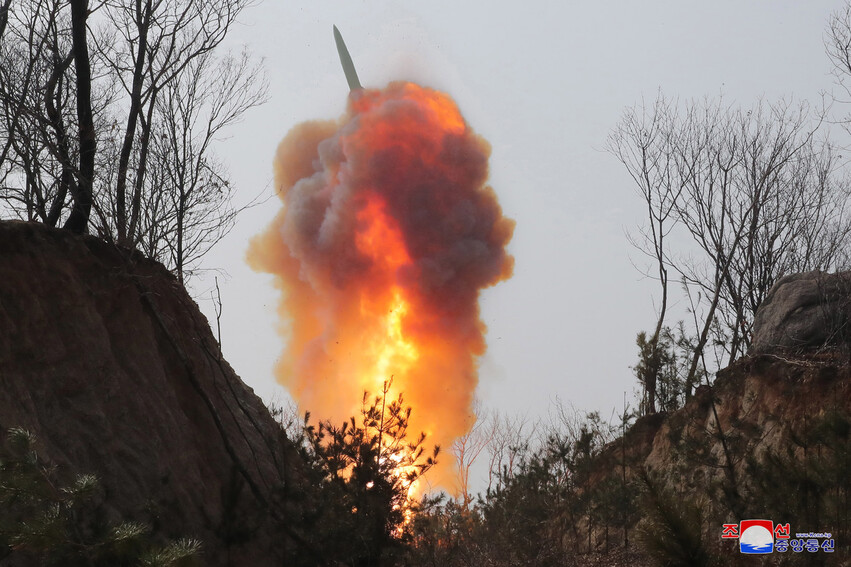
left=249, top=73, right=514, bottom=491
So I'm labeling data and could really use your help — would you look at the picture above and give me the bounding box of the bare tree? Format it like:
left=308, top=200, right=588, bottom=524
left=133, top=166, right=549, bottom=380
left=828, top=3, right=851, bottom=136
left=452, top=403, right=495, bottom=509
left=0, top=0, right=83, bottom=225
left=66, top=0, right=95, bottom=234
left=610, top=95, right=851, bottom=398
left=0, top=0, right=12, bottom=40
left=91, top=0, right=259, bottom=248
left=485, top=412, right=537, bottom=494
left=144, top=47, right=267, bottom=282
left=0, top=0, right=265, bottom=281
left=607, top=95, right=682, bottom=413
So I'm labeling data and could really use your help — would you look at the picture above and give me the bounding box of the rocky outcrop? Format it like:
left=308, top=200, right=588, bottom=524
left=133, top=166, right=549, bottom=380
left=0, top=221, right=302, bottom=565
left=578, top=273, right=851, bottom=559
left=643, top=351, right=851, bottom=491
left=750, top=271, right=851, bottom=354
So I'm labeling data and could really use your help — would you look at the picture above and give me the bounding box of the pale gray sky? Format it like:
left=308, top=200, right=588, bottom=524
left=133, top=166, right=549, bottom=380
left=194, top=1, right=846, bottom=429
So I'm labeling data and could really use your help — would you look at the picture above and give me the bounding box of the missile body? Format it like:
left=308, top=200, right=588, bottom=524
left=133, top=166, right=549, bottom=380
left=333, top=25, right=362, bottom=91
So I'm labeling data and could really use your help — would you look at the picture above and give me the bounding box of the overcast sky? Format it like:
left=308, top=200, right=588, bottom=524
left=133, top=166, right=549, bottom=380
left=193, top=0, right=847, bottom=431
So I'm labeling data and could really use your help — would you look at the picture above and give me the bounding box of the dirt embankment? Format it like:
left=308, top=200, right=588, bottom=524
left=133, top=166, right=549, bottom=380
left=0, top=220, right=303, bottom=566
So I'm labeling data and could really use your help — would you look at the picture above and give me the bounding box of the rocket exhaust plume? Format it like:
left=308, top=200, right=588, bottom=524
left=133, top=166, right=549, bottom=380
left=248, top=82, right=515, bottom=489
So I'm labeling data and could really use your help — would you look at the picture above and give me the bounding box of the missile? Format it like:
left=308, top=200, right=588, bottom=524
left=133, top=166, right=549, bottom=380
left=333, top=25, right=362, bottom=91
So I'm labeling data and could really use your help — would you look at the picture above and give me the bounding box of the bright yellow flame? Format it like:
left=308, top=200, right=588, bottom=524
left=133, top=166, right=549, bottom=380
left=369, top=289, right=419, bottom=394
left=361, top=289, right=428, bottom=500
left=353, top=196, right=425, bottom=500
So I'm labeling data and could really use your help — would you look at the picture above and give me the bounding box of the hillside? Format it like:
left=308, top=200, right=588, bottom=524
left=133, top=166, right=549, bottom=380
left=577, top=277, right=851, bottom=565
left=0, top=221, right=304, bottom=566
left=421, top=272, right=851, bottom=567
left=1, top=219, right=848, bottom=566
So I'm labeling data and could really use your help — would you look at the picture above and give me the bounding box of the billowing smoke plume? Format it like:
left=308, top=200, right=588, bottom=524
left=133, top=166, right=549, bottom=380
left=248, top=82, right=514, bottom=488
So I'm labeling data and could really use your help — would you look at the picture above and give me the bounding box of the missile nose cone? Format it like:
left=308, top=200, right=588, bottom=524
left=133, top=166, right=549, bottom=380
left=333, top=24, right=363, bottom=91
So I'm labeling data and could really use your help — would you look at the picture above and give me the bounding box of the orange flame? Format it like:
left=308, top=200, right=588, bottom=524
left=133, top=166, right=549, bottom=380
left=248, top=82, right=515, bottom=490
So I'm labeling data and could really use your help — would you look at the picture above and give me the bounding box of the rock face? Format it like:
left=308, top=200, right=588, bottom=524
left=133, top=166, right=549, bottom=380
left=0, top=221, right=300, bottom=565
left=750, top=271, right=851, bottom=353
left=571, top=271, right=851, bottom=559
left=581, top=334, right=851, bottom=561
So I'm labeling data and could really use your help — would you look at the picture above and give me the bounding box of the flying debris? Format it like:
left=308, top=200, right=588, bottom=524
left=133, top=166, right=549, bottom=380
left=333, top=25, right=362, bottom=91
